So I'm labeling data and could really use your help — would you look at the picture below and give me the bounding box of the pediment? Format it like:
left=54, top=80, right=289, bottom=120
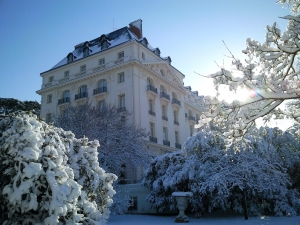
left=143, top=62, right=184, bottom=89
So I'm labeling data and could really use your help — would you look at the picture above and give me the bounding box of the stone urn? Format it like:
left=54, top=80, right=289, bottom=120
left=172, top=192, right=193, bottom=223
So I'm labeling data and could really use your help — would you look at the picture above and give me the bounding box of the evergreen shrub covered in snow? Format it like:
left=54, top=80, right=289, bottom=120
left=143, top=129, right=300, bottom=216
left=0, top=111, right=117, bottom=225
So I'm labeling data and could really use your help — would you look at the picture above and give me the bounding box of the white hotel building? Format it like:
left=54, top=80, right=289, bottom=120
left=37, top=19, right=204, bottom=183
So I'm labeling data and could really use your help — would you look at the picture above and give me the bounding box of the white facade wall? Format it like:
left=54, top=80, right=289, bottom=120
left=37, top=39, right=204, bottom=182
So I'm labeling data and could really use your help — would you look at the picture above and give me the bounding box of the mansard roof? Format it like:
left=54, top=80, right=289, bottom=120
left=51, top=26, right=138, bottom=70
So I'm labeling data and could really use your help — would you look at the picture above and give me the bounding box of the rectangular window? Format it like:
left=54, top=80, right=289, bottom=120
left=99, top=58, right=105, bottom=65
left=162, top=105, right=166, bottom=117
left=49, top=76, right=54, bottom=83
left=175, top=131, right=179, bottom=143
left=119, top=94, right=125, bottom=108
left=99, top=100, right=106, bottom=112
left=80, top=65, right=86, bottom=72
left=150, top=122, right=155, bottom=137
left=64, top=71, right=69, bottom=77
left=149, top=99, right=153, bottom=111
left=47, top=94, right=52, bottom=104
left=163, top=127, right=168, bottom=141
left=45, top=113, right=51, bottom=123
left=118, top=51, right=124, bottom=59
left=118, top=72, right=125, bottom=83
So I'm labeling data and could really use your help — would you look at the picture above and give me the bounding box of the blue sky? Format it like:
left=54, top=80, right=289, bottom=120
left=0, top=0, right=290, bottom=102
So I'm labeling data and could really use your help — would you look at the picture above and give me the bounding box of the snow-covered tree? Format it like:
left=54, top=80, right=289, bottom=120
left=54, top=103, right=151, bottom=177
left=143, top=129, right=300, bottom=216
left=0, top=111, right=117, bottom=225
left=0, top=98, right=40, bottom=116
left=197, top=1, right=300, bottom=142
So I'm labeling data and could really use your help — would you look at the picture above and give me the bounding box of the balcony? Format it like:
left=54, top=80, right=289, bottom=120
left=172, top=98, right=181, bottom=106
left=175, top=143, right=182, bottom=149
left=93, top=87, right=107, bottom=95
left=75, top=92, right=88, bottom=100
left=147, top=85, right=157, bottom=94
left=189, top=116, right=195, bottom=121
left=117, top=107, right=126, bottom=112
left=162, top=116, right=168, bottom=121
left=163, top=140, right=170, bottom=146
left=148, top=110, right=156, bottom=116
left=160, top=92, right=170, bottom=100
left=58, top=97, right=70, bottom=105
left=149, top=136, right=157, bottom=143
left=174, top=120, right=179, bottom=126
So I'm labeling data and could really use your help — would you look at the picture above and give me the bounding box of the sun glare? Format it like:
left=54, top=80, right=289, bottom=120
left=217, top=86, right=253, bottom=103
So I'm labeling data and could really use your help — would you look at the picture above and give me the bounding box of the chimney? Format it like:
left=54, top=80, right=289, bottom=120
left=129, top=19, right=143, bottom=39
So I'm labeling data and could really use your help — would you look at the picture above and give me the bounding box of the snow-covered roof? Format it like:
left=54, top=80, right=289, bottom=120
left=50, top=26, right=139, bottom=70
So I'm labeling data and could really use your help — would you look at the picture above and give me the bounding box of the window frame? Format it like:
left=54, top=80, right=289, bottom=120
left=80, top=65, right=86, bottom=72
left=99, top=58, right=105, bottom=65
left=64, top=71, right=69, bottom=77
left=118, top=51, right=124, bottom=59
left=119, top=94, right=125, bottom=108
left=118, top=72, right=125, bottom=83
left=49, top=76, right=54, bottom=83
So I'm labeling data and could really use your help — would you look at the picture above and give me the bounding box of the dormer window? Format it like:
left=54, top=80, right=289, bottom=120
left=67, top=53, right=74, bottom=63
left=99, top=34, right=110, bottom=50
left=141, top=38, right=148, bottom=47
left=101, top=40, right=109, bottom=50
left=154, top=48, right=160, bottom=56
left=83, top=47, right=90, bottom=57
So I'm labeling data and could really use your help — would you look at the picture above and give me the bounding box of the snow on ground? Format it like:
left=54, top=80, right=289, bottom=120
left=109, top=211, right=300, bottom=225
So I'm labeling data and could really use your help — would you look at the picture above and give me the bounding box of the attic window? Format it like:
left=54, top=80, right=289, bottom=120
left=49, top=76, right=54, bottom=83
left=142, top=52, right=145, bottom=60
left=160, top=69, right=165, bottom=76
left=101, top=40, right=109, bottom=50
left=83, top=47, right=90, bottom=57
left=118, top=51, right=124, bottom=59
left=67, top=53, right=74, bottom=63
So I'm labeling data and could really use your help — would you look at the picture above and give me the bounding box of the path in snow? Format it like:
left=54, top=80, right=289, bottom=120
left=108, top=211, right=300, bottom=225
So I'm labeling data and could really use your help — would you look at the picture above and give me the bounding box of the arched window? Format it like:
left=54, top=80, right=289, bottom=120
left=63, top=90, right=70, bottom=101
left=99, top=80, right=107, bottom=92
left=80, top=85, right=87, bottom=98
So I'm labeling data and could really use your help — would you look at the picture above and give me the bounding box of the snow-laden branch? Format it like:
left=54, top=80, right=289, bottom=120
left=199, top=3, right=300, bottom=141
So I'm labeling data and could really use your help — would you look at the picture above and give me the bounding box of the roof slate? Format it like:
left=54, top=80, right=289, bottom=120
left=51, top=26, right=138, bottom=70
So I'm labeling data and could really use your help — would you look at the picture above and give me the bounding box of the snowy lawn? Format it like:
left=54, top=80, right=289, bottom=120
left=109, top=211, right=300, bottom=225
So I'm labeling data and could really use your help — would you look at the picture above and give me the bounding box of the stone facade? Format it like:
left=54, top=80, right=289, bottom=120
left=36, top=19, right=205, bottom=183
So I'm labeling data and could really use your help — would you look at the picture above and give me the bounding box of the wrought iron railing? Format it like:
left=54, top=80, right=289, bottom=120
left=75, top=92, right=88, bottom=100
left=148, top=110, right=156, bottom=116
left=147, top=85, right=157, bottom=94
left=149, top=136, right=157, bottom=143
left=163, top=140, right=170, bottom=146
left=93, top=86, right=107, bottom=95
left=172, top=98, right=181, bottom=106
left=58, top=97, right=70, bottom=105
left=160, top=92, right=170, bottom=100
